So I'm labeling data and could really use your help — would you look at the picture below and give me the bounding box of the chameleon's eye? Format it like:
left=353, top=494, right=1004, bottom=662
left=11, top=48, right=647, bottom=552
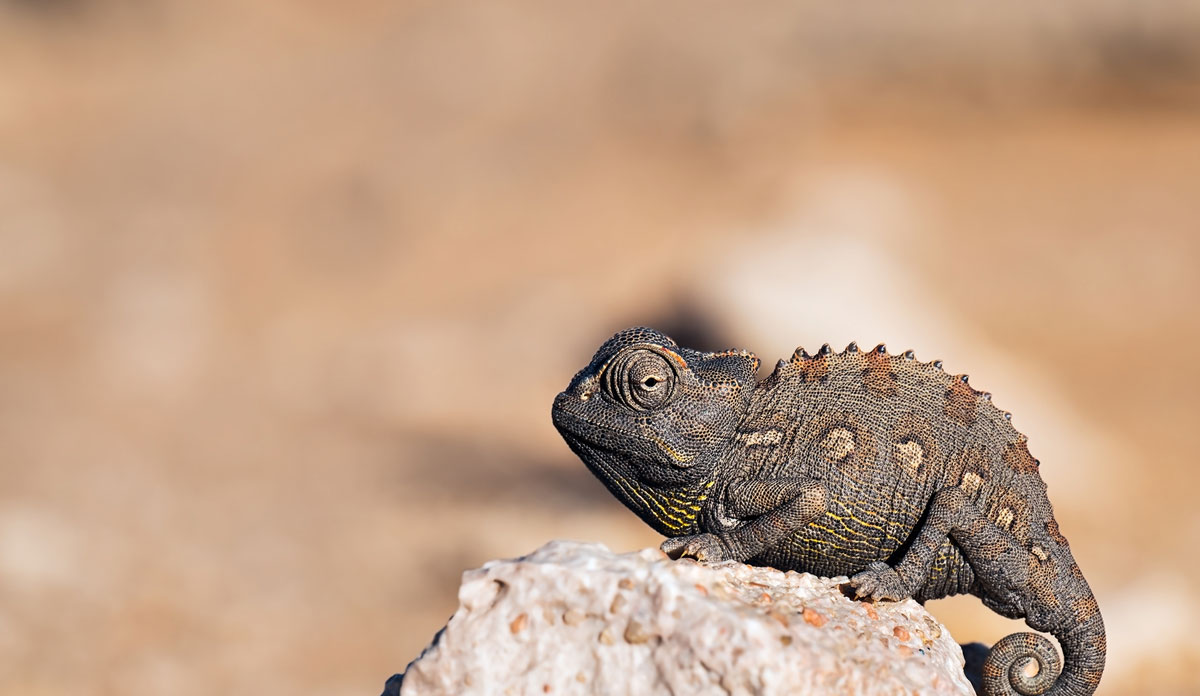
left=603, top=349, right=676, bottom=411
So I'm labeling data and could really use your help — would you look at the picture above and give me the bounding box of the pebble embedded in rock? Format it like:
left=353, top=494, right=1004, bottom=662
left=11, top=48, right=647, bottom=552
left=509, top=613, right=527, bottom=634
left=623, top=619, right=652, bottom=644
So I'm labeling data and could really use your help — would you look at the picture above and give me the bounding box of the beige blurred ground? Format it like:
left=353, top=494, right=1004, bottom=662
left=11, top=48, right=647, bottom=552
left=1, top=1, right=1199, bottom=694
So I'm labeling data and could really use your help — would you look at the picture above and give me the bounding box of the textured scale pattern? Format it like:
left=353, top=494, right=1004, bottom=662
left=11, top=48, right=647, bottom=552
left=552, top=328, right=1106, bottom=696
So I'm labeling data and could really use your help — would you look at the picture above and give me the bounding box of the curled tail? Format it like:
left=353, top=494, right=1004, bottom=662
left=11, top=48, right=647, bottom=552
left=981, top=607, right=1106, bottom=696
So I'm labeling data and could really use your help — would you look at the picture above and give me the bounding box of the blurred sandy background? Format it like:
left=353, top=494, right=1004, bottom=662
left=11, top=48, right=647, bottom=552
left=1, top=1, right=1199, bottom=694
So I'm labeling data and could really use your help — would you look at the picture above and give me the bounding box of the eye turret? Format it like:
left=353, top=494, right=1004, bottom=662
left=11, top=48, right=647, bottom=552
left=602, top=348, right=677, bottom=411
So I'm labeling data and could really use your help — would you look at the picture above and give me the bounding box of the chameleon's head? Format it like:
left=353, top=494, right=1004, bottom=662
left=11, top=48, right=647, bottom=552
left=552, top=327, right=759, bottom=515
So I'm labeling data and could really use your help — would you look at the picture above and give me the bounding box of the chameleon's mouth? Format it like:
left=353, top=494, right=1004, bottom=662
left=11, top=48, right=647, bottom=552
left=553, top=419, right=625, bottom=485
left=551, top=392, right=621, bottom=453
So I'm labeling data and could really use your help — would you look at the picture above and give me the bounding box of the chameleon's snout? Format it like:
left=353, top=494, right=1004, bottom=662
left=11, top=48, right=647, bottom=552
left=566, top=371, right=601, bottom=401
left=550, top=390, right=588, bottom=434
left=551, top=391, right=573, bottom=417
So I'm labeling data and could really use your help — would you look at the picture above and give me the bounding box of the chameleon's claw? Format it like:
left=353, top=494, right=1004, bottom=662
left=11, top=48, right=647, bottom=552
left=849, top=561, right=909, bottom=601
left=660, top=533, right=732, bottom=563
left=660, top=537, right=689, bottom=558
left=849, top=573, right=877, bottom=598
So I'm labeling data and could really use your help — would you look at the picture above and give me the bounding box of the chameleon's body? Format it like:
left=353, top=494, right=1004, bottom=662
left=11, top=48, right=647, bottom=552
left=552, top=327, right=1105, bottom=696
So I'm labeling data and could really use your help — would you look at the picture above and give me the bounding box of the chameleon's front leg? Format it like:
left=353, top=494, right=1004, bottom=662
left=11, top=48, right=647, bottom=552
left=661, top=477, right=827, bottom=563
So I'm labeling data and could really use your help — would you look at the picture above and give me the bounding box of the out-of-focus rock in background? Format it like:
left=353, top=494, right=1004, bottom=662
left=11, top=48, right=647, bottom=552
left=0, top=2, right=1198, bottom=695
left=389, top=541, right=973, bottom=696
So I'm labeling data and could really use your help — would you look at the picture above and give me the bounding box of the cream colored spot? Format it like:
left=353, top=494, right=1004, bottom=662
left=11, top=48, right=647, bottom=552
left=894, top=440, right=924, bottom=474
left=961, top=472, right=983, bottom=496
left=741, top=429, right=783, bottom=447
left=1031, top=546, right=1048, bottom=562
left=996, top=507, right=1015, bottom=530
left=822, top=428, right=856, bottom=461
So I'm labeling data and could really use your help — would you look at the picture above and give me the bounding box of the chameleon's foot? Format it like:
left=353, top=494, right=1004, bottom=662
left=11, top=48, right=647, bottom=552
left=660, top=533, right=733, bottom=563
left=849, top=561, right=910, bottom=601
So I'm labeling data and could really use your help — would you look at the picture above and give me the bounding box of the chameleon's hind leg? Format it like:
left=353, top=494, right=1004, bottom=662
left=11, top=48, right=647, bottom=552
left=851, top=488, right=1106, bottom=696
left=849, top=486, right=1029, bottom=607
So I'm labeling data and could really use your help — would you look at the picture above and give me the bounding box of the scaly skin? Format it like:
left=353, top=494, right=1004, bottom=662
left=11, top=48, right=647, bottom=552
left=552, top=327, right=1105, bottom=696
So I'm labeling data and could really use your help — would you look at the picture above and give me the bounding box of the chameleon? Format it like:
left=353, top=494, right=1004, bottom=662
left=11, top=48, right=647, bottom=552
left=551, top=327, right=1106, bottom=696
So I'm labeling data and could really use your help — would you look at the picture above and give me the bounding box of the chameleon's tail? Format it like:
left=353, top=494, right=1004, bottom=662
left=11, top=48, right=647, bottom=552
left=981, top=608, right=1106, bottom=696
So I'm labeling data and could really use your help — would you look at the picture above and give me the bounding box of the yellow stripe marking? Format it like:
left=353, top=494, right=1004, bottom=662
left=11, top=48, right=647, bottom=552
left=651, top=437, right=694, bottom=463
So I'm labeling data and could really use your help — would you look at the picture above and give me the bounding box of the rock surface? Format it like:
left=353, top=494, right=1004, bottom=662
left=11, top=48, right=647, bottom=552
left=386, top=540, right=974, bottom=696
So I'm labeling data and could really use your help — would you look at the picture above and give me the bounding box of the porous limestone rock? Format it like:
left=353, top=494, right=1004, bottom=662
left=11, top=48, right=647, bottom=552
left=386, top=540, right=974, bottom=696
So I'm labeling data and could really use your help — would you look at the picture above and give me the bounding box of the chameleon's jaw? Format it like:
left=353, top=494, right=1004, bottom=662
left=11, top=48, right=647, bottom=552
left=550, top=406, right=628, bottom=488
left=552, top=416, right=708, bottom=538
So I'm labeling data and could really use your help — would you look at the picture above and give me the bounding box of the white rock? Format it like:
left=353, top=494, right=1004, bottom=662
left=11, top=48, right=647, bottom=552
left=388, top=540, right=974, bottom=696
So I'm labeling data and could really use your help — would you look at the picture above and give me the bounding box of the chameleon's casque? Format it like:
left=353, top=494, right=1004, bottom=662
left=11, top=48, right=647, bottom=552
left=552, top=327, right=1105, bottom=696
